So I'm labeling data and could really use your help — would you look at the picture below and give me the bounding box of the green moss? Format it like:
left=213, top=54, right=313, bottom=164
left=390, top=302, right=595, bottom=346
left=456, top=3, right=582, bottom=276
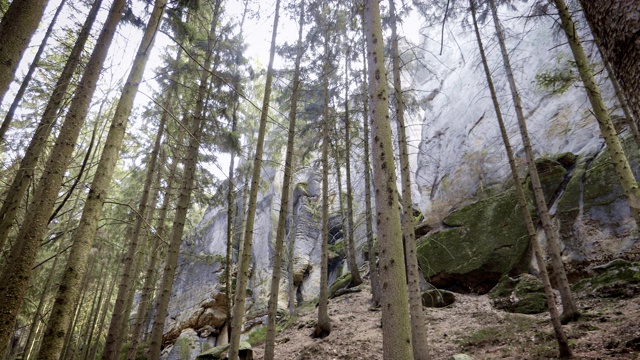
left=328, top=241, right=346, bottom=259
left=247, top=326, right=267, bottom=346
left=490, top=274, right=547, bottom=314
left=417, top=189, right=530, bottom=291
left=573, top=260, right=640, bottom=297
left=176, top=336, right=192, bottom=359
left=488, top=275, right=518, bottom=300
left=329, top=272, right=352, bottom=297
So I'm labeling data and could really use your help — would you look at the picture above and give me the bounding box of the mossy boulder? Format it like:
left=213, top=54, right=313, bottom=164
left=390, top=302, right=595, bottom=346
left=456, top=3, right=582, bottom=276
left=422, top=289, right=456, bottom=307
left=489, top=274, right=547, bottom=314
left=416, top=190, right=531, bottom=293
left=573, top=259, right=640, bottom=298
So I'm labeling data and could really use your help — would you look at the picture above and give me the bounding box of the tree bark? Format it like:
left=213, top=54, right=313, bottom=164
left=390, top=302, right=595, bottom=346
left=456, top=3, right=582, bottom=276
left=0, top=0, right=49, bottom=103
left=0, top=0, right=66, bottom=142
left=364, top=0, right=414, bottom=358
left=344, top=46, right=363, bottom=288
left=471, top=1, right=572, bottom=357
left=147, top=3, right=222, bottom=357
left=551, top=0, right=640, bottom=227
left=360, top=18, right=381, bottom=308
left=0, top=0, right=125, bottom=356
left=488, top=0, right=579, bottom=323
left=0, top=0, right=102, bottom=254
left=228, top=0, right=281, bottom=357
left=388, top=1, right=430, bottom=357
left=263, top=1, right=304, bottom=358
left=313, top=20, right=332, bottom=340
left=579, top=0, right=640, bottom=122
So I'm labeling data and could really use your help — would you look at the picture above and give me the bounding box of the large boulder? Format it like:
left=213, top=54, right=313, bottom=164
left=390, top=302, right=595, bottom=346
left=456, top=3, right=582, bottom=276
left=416, top=189, right=532, bottom=293
left=489, top=274, right=547, bottom=314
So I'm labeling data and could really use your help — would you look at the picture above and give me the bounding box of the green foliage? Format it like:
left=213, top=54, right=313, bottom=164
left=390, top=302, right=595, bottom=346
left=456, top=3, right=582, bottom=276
left=247, top=326, right=267, bottom=346
left=535, top=53, right=578, bottom=95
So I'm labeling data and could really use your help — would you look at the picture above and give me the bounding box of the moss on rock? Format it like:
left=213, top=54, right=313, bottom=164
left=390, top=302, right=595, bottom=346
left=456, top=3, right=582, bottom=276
left=489, top=274, right=547, bottom=314
left=328, top=272, right=351, bottom=298
left=417, top=189, right=531, bottom=293
left=573, top=259, right=640, bottom=298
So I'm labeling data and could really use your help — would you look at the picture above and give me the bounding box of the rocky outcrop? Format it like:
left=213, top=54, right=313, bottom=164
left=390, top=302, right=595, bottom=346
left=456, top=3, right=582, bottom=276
left=573, top=259, right=640, bottom=298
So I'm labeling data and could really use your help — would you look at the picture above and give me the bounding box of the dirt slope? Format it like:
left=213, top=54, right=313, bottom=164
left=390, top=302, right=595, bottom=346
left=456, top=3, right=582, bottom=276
left=252, top=284, right=640, bottom=359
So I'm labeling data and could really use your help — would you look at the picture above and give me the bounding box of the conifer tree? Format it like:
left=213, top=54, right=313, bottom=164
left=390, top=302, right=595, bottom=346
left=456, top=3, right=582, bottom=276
left=263, top=1, right=305, bottom=358
left=343, top=46, right=363, bottom=288
left=471, top=1, right=571, bottom=356
left=313, top=11, right=332, bottom=338
left=0, top=0, right=103, bottom=254
left=38, top=1, right=167, bottom=357
left=388, top=1, right=430, bottom=357
left=359, top=15, right=381, bottom=307
left=364, top=0, right=414, bottom=358
left=488, top=0, right=579, bottom=323
left=0, top=0, right=49, bottom=103
left=0, top=0, right=126, bottom=355
left=0, top=0, right=66, bottom=142
left=147, top=2, right=225, bottom=357
left=228, top=0, right=281, bottom=356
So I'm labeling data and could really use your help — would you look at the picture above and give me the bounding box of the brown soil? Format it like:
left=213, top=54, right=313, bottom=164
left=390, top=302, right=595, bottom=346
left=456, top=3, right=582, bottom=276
left=252, top=284, right=640, bottom=359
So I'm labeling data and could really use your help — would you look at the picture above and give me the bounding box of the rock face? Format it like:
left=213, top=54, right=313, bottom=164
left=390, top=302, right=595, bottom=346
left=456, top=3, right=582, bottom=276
left=422, top=289, right=456, bottom=308
left=160, top=166, right=350, bottom=349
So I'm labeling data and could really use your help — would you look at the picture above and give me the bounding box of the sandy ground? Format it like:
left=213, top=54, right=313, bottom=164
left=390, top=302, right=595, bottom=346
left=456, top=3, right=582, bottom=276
left=251, top=283, right=640, bottom=359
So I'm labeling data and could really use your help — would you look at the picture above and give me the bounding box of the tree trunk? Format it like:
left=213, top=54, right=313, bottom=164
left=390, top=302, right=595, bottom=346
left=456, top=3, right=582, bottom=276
left=0, top=0, right=66, bottom=142
left=0, top=0, right=125, bottom=355
left=0, top=0, right=49, bottom=103
left=287, top=164, right=297, bottom=316
left=388, top=1, right=430, bottom=357
left=551, top=0, right=640, bottom=226
left=579, top=0, right=640, bottom=122
left=147, top=3, right=222, bottom=357
left=101, top=19, right=170, bottom=355
left=225, top=1, right=248, bottom=344
left=488, top=0, right=579, bottom=323
left=360, top=20, right=381, bottom=308
left=90, top=258, right=123, bottom=360
left=470, top=1, right=572, bottom=357
left=364, top=0, right=414, bottom=358
left=263, top=2, right=304, bottom=358
left=127, top=87, right=181, bottom=360
left=37, top=1, right=166, bottom=357
left=344, top=47, right=363, bottom=288
left=313, top=21, right=332, bottom=340
left=228, top=0, right=281, bottom=357
left=0, top=0, right=102, bottom=254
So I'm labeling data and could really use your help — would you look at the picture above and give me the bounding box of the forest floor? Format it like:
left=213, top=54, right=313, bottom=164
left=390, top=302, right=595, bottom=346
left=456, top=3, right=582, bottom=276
left=251, top=283, right=640, bottom=359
